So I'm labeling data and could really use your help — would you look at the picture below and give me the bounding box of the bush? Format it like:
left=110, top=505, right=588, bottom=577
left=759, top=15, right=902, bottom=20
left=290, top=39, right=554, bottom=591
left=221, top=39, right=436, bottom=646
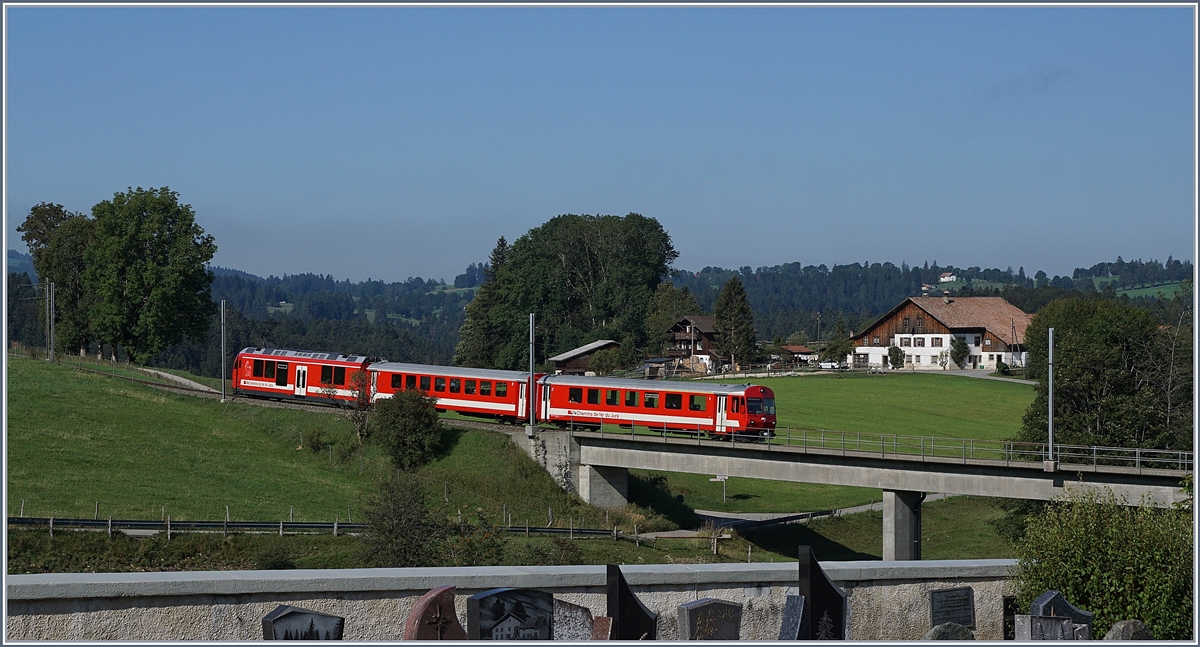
left=360, top=472, right=444, bottom=567
left=996, top=360, right=1010, bottom=375
left=1013, top=487, right=1192, bottom=640
left=887, top=346, right=904, bottom=370
left=373, top=390, right=443, bottom=471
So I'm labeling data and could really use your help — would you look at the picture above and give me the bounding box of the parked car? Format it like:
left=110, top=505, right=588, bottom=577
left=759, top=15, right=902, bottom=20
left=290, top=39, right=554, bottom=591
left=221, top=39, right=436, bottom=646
left=818, top=360, right=844, bottom=370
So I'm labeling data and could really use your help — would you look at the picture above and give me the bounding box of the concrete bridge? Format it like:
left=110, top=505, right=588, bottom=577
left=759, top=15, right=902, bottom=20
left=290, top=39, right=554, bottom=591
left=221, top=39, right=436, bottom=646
left=512, top=428, right=1190, bottom=561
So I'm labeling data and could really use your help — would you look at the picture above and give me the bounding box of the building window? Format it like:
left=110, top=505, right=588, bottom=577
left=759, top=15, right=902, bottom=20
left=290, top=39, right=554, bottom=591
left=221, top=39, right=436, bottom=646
left=974, top=336, right=981, bottom=346
left=872, top=336, right=880, bottom=346
left=931, top=337, right=943, bottom=347
left=587, top=389, right=600, bottom=404
left=903, top=316, right=910, bottom=327
left=665, top=393, right=683, bottom=409
left=984, top=338, right=991, bottom=346
left=905, top=354, right=912, bottom=364
left=988, top=354, right=995, bottom=361
left=900, top=337, right=911, bottom=347
left=914, top=356, right=921, bottom=365
left=916, top=316, right=924, bottom=328
left=914, top=338, right=925, bottom=347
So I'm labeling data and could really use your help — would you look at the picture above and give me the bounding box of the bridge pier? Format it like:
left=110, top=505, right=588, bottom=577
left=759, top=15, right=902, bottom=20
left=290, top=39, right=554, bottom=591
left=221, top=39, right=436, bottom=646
left=882, top=490, right=923, bottom=560
left=579, top=465, right=629, bottom=508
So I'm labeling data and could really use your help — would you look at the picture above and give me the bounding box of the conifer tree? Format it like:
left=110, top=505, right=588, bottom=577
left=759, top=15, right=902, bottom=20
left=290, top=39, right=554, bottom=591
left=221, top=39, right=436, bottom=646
left=713, top=276, right=757, bottom=369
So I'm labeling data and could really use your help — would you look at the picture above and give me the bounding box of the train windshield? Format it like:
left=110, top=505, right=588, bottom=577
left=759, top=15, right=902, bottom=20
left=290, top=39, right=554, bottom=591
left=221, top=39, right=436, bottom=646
left=746, top=397, right=776, bottom=415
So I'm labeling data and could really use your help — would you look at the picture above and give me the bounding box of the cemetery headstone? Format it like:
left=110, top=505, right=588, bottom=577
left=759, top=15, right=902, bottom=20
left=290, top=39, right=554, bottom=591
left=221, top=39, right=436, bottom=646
left=797, top=545, right=848, bottom=640
left=929, top=587, right=976, bottom=629
left=466, top=588, right=554, bottom=640
left=591, top=617, right=615, bottom=640
left=1103, top=620, right=1154, bottom=641
left=1030, top=590, right=1093, bottom=631
left=1002, top=596, right=1018, bottom=641
left=1015, top=615, right=1075, bottom=641
left=403, top=585, right=467, bottom=640
left=677, top=598, right=742, bottom=640
left=922, top=622, right=975, bottom=640
left=777, top=595, right=807, bottom=641
left=552, top=599, right=595, bottom=641
left=262, top=605, right=345, bottom=640
left=606, top=564, right=658, bottom=640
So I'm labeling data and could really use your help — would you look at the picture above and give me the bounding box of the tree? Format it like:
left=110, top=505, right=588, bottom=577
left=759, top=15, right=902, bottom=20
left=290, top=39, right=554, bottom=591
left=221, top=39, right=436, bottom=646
left=950, top=335, right=970, bottom=368
left=347, top=369, right=372, bottom=443
left=587, top=348, right=622, bottom=376
left=786, top=330, right=808, bottom=346
left=453, top=237, right=511, bottom=368
left=644, top=282, right=701, bottom=352
left=85, top=187, right=217, bottom=362
left=1013, top=487, right=1192, bottom=640
left=360, top=471, right=444, bottom=567
left=15, top=202, right=82, bottom=272
left=373, top=389, right=443, bottom=471
left=1017, top=297, right=1190, bottom=450
left=17, top=203, right=95, bottom=355
left=713, top=276, right=757, bottom=369
left=888, top=345, right=905, bottom=370
left=819, top=316, right=855, bottom=365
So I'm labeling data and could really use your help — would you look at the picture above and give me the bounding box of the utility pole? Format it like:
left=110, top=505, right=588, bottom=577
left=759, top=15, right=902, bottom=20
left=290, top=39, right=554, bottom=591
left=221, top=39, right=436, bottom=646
left=48, top=282, right=55, bottom=361
left=220, top=300, right=227, bottom=402
left=1046, top=327, right=1056, bottom=471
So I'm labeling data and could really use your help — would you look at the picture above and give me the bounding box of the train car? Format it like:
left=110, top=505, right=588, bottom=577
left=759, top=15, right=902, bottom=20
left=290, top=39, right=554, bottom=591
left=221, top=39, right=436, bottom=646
left=368, top=362, right=536, bottom=424
left=232, top=347, right=379, bottom=404
left=537, top=375, right=776, bottom=440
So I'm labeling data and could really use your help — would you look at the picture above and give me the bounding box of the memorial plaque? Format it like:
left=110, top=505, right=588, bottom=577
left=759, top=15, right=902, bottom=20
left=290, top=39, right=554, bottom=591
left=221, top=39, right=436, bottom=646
left=262, top=605, right=345, bottom=640
left=1015, top=615, right=1074, bottom=641
left=677, top=598, right=742, bottom=640
left=797, top=545, right=848, bottom=640
left=552, top=599, right=594, bottom=641
left=929, top=587, right=975, bottom=629
left=777, top=595, right=807, bottom=641
left=403, top=585, right=467, bottom=640
left=591, top=617, right=615, bottom=640
left=606, top=564, right=658, bottom=640
left=466, top=588, right=554, bottom=640
left=1030, top=590, right=1093, bottom=630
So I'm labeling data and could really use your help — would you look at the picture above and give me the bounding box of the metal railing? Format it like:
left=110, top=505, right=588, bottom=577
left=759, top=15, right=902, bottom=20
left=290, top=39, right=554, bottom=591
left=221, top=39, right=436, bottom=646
left=577, top=421, right=1193, bottom=473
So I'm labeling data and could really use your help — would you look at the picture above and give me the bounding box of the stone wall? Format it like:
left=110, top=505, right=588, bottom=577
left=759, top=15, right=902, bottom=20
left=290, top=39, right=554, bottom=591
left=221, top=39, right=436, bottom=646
left=7, top=560, right=1016, bottom=641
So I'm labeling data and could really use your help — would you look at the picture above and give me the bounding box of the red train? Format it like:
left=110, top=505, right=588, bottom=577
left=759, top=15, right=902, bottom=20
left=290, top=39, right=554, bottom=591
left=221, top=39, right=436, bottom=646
left=232, top=347, right=776, bottom=439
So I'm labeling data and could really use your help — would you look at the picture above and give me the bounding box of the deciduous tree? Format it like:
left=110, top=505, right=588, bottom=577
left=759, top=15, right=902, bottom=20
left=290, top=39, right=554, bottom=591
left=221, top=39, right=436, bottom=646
left=373, top=389, right=443, bottom=471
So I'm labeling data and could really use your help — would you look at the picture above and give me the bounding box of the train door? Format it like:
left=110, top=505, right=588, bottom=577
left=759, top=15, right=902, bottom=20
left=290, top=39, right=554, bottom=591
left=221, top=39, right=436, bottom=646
left=294, top=366, right=308, bottom=397
left=715, top=396, right=728, bottom=434
left=541, top=380, right=552, bottom=420
left=518, top=382, right=527, bottom=422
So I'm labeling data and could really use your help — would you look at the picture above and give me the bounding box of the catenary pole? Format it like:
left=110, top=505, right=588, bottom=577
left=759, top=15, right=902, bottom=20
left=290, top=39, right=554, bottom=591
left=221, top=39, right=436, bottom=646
left=1048, top=327, right=1054, bottom=463
left=220, top=300, right=227, bottom=401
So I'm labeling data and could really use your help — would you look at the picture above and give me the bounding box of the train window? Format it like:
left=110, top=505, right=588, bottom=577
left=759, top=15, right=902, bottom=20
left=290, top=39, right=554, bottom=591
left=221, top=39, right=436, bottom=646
left=334, top=366, right=346, bottom=385
left=480, top=381, right=492, bottom=396
left=587, top=389, right=600, bottom=405
left=391, top=374, right=402, bottom=389
left=465, top=380, right=476, bottom=395
left=321, top=365, right=333, bottom=384
left=275, top=362, right=289, bottom=387
left=625, top=391, right=639, bottom=407
left=689, top=395, right=706, bottom=411
left=665, top=393, right=682, bottom=410
left=420, top=376, right=431, bottom=391
left=449, top=378, right=461, bottom=393
left=644, top=393, right=659, bottom=409
left=264, top=361, right=276, bottom=380
left=606, top=390, right=618, bottom=406
left=568, top=388, right=583, bottom=403
left=435, top=377, right=446, bottom=392
left=495, top=383, right=508, bottom=397
left=732, top=398, right=742, bottom=413
left=406, top=375, right=417, bottom=390
left=253, top=359, right=264, bottom=377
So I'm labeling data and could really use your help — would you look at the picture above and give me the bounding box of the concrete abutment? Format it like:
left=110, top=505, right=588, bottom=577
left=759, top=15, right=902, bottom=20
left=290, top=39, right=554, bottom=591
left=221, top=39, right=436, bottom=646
left=882, top=489, right=924, bottom=561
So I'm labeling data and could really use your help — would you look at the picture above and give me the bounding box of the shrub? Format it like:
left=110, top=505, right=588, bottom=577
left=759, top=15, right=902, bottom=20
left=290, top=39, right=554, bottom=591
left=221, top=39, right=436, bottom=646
left=360, top=471, right=444, bottom=567
left=373, top=390, right=443, bottom=471
left=996, top=360, right=1010, bottom=375
left=887, top=346, right=904, bottom=370
left=1013, top=487, right=1192, bottom=640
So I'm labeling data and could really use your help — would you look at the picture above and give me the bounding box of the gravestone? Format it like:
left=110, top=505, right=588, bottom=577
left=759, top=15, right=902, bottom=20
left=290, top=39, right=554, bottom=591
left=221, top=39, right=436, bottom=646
left=1003, top=596, right=1018, bottom=641
left=466, top=588, right=554, bottom=640
left=929, top=587, right=975, bottom=629
left=1103, top=620, right=1154, bottom=640
left=552, top=599, right=594, bottom=641
left=606, top=564, right=658, bottom=640
left=1030, top=590, right=1093, bottom=631
left=777, top=595, right=807, bottom=641
left=591, top=617, right=615, bottom=640
left=797, top=545, right=848, bottom=640
left=262, top=605, right=345, bottom=640
left=402, top=585, right=467, bottom=640
left=677, top=598, right=743, bottom=640
left=1015, top=615, right=1075, bottom=640
left=922, top=622, right=975, bottom=640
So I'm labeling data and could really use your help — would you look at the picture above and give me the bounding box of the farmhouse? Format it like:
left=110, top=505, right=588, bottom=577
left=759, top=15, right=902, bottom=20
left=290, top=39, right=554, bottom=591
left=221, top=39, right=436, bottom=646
left=547, top=339, right=620, bottom=375
left=663, top=315, right=721, bottom=374
left=938, top=272, right=958, bottom=283
left=849, top=293, right=1032, bottom=371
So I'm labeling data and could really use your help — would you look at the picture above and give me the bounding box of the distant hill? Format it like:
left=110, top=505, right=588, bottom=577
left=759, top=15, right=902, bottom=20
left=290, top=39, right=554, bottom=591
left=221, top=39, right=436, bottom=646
left=209, top=265, right=263, bottom=281
left=7, top=249, right=36, bottom=282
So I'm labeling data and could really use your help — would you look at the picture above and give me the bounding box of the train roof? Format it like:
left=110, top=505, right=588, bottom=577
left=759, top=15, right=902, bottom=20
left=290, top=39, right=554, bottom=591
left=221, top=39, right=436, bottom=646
left=238, top=347, right=380, bottom=364
left=368, top=362, right=530, bottom=381
left=542, top=374, right=756, bottom=395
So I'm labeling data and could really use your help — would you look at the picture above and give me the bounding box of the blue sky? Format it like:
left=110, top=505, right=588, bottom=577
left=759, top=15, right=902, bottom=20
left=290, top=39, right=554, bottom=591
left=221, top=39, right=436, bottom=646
left=4, top=5, right=1195, bottom=283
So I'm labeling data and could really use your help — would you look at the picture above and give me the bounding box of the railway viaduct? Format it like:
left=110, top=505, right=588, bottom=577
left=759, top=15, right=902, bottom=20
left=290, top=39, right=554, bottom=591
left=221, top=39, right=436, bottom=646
left=510, top=428, right=1191, bottom=561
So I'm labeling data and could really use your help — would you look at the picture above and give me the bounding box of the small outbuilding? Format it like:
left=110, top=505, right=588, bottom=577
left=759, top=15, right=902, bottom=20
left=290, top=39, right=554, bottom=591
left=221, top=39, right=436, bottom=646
left=548, top=340, right=620, bottom=375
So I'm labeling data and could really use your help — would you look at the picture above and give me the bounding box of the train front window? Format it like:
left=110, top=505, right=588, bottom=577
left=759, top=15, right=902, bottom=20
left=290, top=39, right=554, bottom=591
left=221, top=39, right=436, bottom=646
left=746, top=397, right=776, bottom=415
